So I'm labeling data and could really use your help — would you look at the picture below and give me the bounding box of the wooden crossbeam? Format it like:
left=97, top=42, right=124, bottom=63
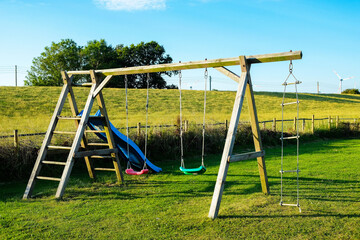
left=228, top=151, right=265, bottom=163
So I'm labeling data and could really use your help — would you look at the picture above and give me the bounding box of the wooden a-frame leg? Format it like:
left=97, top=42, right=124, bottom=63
left=55, top=83, right=97, bottom=198
left=62, top=72, right=96, bottom=179
left=245, top=77, right=269, bottom=194
left=23, top=82, right=70, bottom=199
left=208, top=56, right=249, bottom=219
left=91, top=71, right=124, bottom=184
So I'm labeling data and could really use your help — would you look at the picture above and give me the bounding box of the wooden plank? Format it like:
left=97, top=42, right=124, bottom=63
left=53, top=131, right=76, bottom=135
left=91, top=70, right=124, bottom=184
left=42, top=161, right=66, bottom=166
left=74, top=147, right=118, bottom=158
left=87, top=143, right=109, bottom=146
left=94, top=168, right=116, bottom=172
left=68, top=51, right=302, bottom=76
left=92, top=75, right=113, bottom=98
left=85, top=130, right=106, bottom=133
left=23, top=82, right=70, bottom=199
left=55, top=83, right=97, bottom=198
left=57, top=116, right=82, bottom=120
left=228, top=150, right=265, bottom=163
left=36, top=176, right=61, bottom=181
left=47, top=145, right=72, bottom=150
left=208, top=56, right=249, bottom=220
left=245, top=75, right=269, bottom=195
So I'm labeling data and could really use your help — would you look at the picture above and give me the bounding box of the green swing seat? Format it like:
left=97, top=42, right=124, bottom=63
left=180, top=165, right=206, bottom=175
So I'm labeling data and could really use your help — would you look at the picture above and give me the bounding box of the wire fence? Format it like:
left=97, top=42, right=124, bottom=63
left=0, top=115, right=358, bottom=148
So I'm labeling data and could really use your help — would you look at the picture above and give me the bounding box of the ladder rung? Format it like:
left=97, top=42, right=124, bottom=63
left=91, top=155, right=113, bottom=159
left=280, top=203, right=299, bottom=207
left=87, top=143, right=109, bottom=146
left=280, top=136, right=299, bottom=140
left=53, top=131, right=76, bottom=134
left=75, top=148, right=118, bottom=158
left=85, top=130, right=106, bottom=133
left=42, top=161, right=66, bottom=166
left=228, top=150, right=265, bottom=163
left=281, top=101, right=300, bottom=106
left=280, top=169, right=300, bottom=173
left=36, top=176, right=61, bottom=181
left=282, top=81, right=302, bottom=86
left=48, top=145, right=72, bottom=150
left=57, top=116, right=82, bottom=120
left=94, top=168, right=116, bottom=172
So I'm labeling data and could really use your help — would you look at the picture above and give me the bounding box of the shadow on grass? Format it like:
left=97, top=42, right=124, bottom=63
left=218, top=213, right=360, bottom=219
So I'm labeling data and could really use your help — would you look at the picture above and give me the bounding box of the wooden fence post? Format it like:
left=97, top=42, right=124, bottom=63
left=312, top=115, right=315, bottom=134
left=225, top=119, right=228, bottom=132
left=184, top=120, right=189, bottom=132
left=14, top=129, right=19, bottom=148
left=336, top=116, right=339, bottom=128
left=293, top=117, right=297, bottom=131
left=137, top=122, right=141, bottom=136
left=262, top=122, right=266, bottom=130
left=328, top=116, right=331, bottom=130
left=272, top=118, right=276, bottom=132
left=302, top=118, right=305, bottom=132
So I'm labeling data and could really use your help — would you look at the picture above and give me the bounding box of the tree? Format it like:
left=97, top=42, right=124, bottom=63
left=113, top=41, right=174, bottom=89
left=82, top=39, right=118, bottom=70
left=25, top=39, right=82, bottom=86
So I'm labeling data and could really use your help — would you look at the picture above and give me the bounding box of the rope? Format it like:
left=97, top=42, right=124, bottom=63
left=280, top=59, right=301, bottom=212
left=143, top=73, right=150, bottom=170
left=179, top=69, right=185, bottom=168
left=125, top=75, right=131, bottom=170
left=201, top=68, right=208, bottom=167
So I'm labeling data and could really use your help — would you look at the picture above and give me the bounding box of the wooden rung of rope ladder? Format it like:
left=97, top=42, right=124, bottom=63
left=228, top=150, right=265, bottom=163
left=280, top=136, right=300, bottom=140
left=282, top=81, right=302, bottom=86
left=279, top=169, right=300, bottom=173
left=281, top=101, right=300, bottom=106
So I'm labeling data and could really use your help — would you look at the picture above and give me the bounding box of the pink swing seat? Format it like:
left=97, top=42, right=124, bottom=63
left=125, top=168, right=149, bottom=175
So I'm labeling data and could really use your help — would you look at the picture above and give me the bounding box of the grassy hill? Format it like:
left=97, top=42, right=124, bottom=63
left=1, top=86, right=360, bottom=135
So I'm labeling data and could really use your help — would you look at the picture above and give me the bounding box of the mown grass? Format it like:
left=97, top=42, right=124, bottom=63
left=1, top=86, right=360, bottom=135
left=1, top=138, right=359, bottom=239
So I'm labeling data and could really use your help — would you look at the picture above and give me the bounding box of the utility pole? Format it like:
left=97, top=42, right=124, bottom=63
left=317, top=81, right=319, bottom=94
left=209, top=75, right=212, bottom=91
left=15, top=65, right=17, bottom=87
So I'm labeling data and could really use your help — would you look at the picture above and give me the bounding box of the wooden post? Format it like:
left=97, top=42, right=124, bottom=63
left=302, top=119, right=305, bottom=132
left=272, top=118, right=276, bottom=132
left=328, top=116, right=331, bottom=130
left=13, top=129, right=19, bottom=148
left=208, top=56, right=250, bottom=219
left=184, top=120, right=189, bottom=132
left=336, top=116, right=339, bottom=128
left=262, top=122, right=266, bottom=130
left=293, top=117, right=297, bottom=131
left=312, top=115, right=315, bottom=134
left=137, top=122, right=141, bottom=136
left=225, top=119, right=228, bottom=132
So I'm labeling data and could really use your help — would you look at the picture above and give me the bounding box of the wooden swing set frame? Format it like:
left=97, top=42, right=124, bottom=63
left=23, top=50, right=302, bottom=219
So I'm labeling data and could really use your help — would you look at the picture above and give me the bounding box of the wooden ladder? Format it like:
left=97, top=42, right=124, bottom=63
left=23, top=70, right=124, bottom=199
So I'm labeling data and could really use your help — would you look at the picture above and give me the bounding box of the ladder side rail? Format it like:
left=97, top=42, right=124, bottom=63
left=63, top=71, right=95, bottom=179
left=23, top=81, right=71, bottom=199
left=208, top=56, right=249, bottom=219
left=90, top=71, right=124, bottom=183
left=55, top=83, right=97, bottom=198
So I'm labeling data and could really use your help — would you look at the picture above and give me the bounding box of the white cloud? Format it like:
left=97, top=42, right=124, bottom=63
left=94, top=0, right=166, bottom=11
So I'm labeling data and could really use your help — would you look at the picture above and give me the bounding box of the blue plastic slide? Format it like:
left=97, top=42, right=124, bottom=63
left=82, top=110, right=162, bottom=173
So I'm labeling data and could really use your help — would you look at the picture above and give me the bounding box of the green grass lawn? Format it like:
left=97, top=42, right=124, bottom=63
left=1, top=138, right=359, bottom=239
left=1, top=86, right=360, bottom=135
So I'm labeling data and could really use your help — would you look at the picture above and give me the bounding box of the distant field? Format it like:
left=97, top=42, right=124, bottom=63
left=1, top=86, right=360, bottom=135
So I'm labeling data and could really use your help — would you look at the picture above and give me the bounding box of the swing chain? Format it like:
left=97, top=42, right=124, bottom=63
left=125, top=75, right=131, bottom=169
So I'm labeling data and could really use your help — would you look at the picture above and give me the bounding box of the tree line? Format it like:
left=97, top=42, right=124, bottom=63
left=25, top=39, right=177, bottom=89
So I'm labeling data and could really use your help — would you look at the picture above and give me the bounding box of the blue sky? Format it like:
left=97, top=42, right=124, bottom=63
left=0, top=0, right=359, bottom=93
